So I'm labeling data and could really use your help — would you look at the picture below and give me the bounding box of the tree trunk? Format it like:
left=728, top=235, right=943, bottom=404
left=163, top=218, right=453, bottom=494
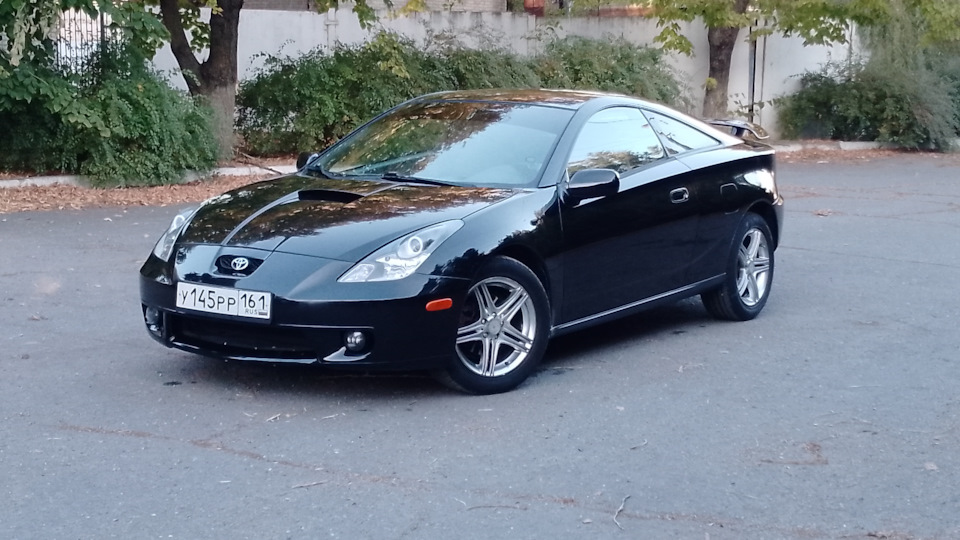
left=202, top=85, right=237, bottom=159
left=702, top=0, right=751, bottom=118
left=200, top=0, right=242, bottom=158
left=158, top=0, right=243, bottom=158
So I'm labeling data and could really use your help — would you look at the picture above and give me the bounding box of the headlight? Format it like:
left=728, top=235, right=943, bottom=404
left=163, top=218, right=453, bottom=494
left=338, top=220, right=464, bottom=282
left=152, top=207, right=197, bottom=261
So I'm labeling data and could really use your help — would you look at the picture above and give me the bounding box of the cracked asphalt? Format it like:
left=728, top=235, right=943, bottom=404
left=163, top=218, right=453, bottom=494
left=1, top=154, right=959, bottom=539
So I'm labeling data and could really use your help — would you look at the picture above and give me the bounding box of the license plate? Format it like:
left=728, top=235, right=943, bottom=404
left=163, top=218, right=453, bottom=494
left=176, top=282, right=271, bottom=320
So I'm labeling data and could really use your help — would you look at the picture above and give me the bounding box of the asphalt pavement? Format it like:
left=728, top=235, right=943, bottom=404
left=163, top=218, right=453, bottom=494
left=1, top=154, right=959, bottom=539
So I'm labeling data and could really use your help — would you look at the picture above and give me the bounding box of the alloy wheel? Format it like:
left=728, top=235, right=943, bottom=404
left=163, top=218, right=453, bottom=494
left=456, top=276, right=537, bottom=378
left=736, top=228, right=771, bottom=307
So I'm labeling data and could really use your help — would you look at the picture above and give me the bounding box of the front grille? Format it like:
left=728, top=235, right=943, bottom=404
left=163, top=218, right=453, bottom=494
left=215, top=255, right=264, bottom=276
left=168, top=314, right=338, bottom=360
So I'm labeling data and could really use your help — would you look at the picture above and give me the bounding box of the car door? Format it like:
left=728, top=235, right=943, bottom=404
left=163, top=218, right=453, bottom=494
left=643, top=110, right=732, bottom=283
left=559, top=106, right=700, bottom=324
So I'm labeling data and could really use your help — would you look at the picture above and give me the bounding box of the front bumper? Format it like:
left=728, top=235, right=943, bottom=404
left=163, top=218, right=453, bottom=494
left=140, top=249, right=471, bottom=370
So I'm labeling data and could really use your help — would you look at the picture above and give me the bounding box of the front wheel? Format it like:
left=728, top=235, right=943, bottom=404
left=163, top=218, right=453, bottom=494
left=439, top=257, right=550, bottom=394
left=702, top=213, right=774, bottom=321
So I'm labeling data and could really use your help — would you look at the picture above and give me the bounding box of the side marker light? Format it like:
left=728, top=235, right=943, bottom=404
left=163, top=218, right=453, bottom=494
left=425, top=298, right=453, bottom=312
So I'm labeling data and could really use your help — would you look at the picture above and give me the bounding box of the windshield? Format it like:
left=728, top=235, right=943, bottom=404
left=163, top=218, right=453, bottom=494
left=314, top=100, right=574, bottom=188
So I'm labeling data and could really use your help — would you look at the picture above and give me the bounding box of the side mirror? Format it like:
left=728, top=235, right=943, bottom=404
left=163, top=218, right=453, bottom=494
left=565, top=168, right=620, bottom=204
left=297, top=152, right=319, bottom=170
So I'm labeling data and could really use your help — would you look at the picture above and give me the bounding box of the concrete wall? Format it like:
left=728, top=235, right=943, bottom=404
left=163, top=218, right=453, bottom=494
left=151, top=9, right=857, bottom=135
left=245, top=0, right=508, bottom=12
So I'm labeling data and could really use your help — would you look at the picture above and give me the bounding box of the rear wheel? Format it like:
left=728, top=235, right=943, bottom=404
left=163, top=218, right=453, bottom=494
left=702, top=213, right=774, bottom=321
left=439, top=257, right=550, bottom=394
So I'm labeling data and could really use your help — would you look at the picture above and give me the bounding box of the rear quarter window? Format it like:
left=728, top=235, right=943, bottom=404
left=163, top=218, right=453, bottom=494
left=644, top=111, right=720, bottom=156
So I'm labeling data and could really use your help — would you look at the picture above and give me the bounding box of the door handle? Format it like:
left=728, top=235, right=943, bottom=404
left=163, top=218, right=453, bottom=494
left=670, top=187, right=690, bottom=204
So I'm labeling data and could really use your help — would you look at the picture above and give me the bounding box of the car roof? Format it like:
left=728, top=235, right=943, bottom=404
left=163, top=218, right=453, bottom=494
left=415, top=88, right=631, bottom=110
left=409, top=89, right=746, bottom=146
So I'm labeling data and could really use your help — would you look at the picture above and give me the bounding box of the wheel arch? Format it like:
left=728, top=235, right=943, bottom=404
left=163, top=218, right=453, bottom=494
left=490, top=244, right=554, bottom=320
left=747, top=201, right=780, bottom=248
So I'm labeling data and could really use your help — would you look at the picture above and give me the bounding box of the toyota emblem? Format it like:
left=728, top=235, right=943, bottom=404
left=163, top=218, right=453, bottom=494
left=230, top=257, right=250, bottom=272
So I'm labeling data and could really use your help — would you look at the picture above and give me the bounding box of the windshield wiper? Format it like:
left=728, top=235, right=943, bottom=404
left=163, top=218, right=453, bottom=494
left=380, top=171, right=449, bottom=186
left=305, top=161, right=342, bottom=178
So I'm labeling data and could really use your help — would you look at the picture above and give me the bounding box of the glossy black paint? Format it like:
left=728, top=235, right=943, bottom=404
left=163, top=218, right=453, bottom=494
left=140, top=89, right=783, bottom=370
left=565, top=169, right=620, bottom=204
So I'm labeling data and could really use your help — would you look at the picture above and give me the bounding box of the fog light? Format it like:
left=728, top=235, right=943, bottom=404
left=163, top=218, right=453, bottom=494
left=144, top=306, right=162, bottom=336
left=344, top=331, right=368, bottom=352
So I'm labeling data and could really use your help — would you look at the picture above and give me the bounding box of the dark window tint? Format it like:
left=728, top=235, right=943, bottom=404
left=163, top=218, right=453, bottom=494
left=567, top=107, right=665, bottom=175
left=644, top=111, right=719, bottom=155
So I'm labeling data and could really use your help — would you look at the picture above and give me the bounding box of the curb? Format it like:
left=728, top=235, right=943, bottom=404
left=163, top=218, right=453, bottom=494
left=767, top=140, right=901, bottom=153
left=770, top=138, right=960, bottom=153
left=0, top=164, right=298, bottom=190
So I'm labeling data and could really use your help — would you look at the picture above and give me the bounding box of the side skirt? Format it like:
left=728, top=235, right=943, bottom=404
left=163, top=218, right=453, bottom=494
left=549, top=275, right=724, bottom=338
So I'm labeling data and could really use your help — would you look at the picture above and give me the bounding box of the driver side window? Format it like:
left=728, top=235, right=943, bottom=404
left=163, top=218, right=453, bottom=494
left=567, top=107, right=665, bottom=176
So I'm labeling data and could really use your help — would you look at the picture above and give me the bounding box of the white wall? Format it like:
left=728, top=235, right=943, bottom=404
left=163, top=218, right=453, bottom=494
left=152, top=9, right=538, bottom=81
left=151, top=9, right=858, bottom=136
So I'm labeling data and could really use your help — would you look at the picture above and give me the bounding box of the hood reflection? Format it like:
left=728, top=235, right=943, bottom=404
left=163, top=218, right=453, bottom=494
left=180, top=174, right=516, bottom=253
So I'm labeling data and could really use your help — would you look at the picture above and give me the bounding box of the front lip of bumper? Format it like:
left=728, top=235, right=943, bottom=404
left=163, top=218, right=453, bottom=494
left=139, top=271, right=471, bottom=370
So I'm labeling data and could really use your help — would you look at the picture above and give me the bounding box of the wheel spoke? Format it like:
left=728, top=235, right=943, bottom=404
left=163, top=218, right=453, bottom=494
left=476, top=283, right=497, bottom=318
left=752, top=255, right=770, bottom=275
left=479, top=337, right=497, bottom=377
left=737, top=270, right=750, bottom=297
left=743, top=273, right=760, bottom=303
left=496, top=287, right=529, bottom=321
left=738, top=244, right=751, bottom=266
left=745, top=230, right=763, bottom=259
left=499, top=323, right=533, bottom=353
left=456, top=320, right=485, bottom=344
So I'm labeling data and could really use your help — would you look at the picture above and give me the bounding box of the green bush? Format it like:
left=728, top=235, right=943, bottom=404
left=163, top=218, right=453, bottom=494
left=237, top=32, right=683, bottom=156
left=778, top=61, right=959, bottom=150
left=77, top=49, right=219, bottom=187
left=533, top=35, right=682, bottom=106
left=0, top=44, right=218, bottom=186
left=439, top=47, right=541, bottom=90
left=238, top=33, right=453, bottom=156
left=0, top=102, right=78, bottom=174
left=926, top=44, right=960, bottom=135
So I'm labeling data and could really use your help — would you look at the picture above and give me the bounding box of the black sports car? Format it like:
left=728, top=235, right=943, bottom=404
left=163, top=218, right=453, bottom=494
left=140, top=89, right=783, bottom=394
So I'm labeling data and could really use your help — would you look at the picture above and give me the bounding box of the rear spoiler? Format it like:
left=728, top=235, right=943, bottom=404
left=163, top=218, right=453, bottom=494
left=707, top=119, right=769, bottom=141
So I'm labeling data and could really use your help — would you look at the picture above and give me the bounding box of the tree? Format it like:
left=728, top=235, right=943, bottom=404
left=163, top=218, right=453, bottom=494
left=153, top=0, right=241, bottom=157
left=1, top=1, right=216, bottom=183
left=1, top=0, right=166, bottom=134
left=145, top=0, right=385, bottom=158
left=646, top=0, right=960, bottom=118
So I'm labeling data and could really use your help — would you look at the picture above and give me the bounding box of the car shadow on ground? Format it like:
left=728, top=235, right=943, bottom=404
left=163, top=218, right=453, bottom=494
left=168, top=356, right=447, bottom=399
left=541, top=297, right=712, bottom=365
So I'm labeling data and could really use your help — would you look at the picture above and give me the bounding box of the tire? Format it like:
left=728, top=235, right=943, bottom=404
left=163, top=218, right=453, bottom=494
left=438, top=256, right=550, bottom=394
left=702, top=213, right=774, bottom=321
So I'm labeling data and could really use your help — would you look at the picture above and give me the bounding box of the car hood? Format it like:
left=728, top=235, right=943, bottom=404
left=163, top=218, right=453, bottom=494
left=178, top=173, right=518, bottom=261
